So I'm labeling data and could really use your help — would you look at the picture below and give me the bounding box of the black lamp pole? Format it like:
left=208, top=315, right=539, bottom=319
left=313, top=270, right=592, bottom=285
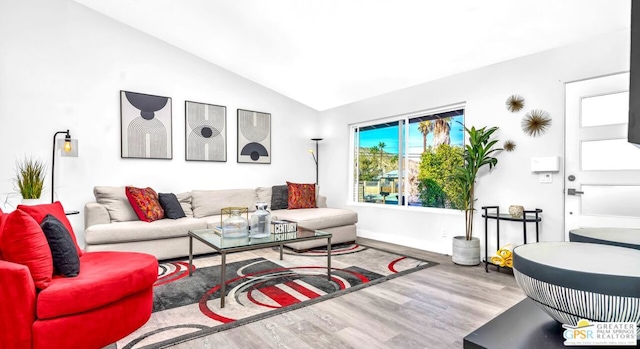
left=311, top=138, right=322, bottom=185
left=52, top=130, right=71, bottom=203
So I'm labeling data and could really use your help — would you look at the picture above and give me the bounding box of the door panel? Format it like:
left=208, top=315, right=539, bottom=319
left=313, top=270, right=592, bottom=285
left=581, top=139, right=640, bottom=170
left=580, top=91, right=629, bottom=127
left=564, top=72, right=640, bottom=239
left=580, top=185, right=640, bottom=217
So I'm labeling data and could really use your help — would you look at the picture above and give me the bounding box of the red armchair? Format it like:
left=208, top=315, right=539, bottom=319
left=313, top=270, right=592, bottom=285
left=0, top=203, right=158, bottom=349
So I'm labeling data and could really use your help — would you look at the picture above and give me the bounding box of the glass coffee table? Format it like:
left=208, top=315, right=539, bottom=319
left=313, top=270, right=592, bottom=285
left=188, top=228, right=332, bottom=308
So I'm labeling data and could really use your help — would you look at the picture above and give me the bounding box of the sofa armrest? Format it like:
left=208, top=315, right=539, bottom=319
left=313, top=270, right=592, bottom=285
left=317, top=195, right=327, bottom=208
left=85, top=202, right=111, bottom=229
left=0, top=260, right=36, bottom=348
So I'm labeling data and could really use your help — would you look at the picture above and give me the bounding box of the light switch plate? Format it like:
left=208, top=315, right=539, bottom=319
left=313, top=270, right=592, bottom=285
left=539, top=173, right=552, bottom=183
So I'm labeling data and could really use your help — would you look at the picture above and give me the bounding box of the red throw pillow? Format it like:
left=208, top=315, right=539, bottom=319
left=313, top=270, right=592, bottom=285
left=126, top=186, right=165, bottom=222
left=1, top=210, right=53, bottom=289
left=286, top=182, right=317, bottom=209
left=17, top=201, right=82, bottom=256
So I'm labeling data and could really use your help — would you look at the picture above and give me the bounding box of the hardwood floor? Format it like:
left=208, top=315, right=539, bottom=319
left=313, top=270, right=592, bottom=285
left=169, top=238, right=525, bottom=349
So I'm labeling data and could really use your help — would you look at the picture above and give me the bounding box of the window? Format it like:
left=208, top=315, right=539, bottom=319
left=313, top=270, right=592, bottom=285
left=352, top=108, right=465, bottom=209
left=353, top=121, right=402, bottom=205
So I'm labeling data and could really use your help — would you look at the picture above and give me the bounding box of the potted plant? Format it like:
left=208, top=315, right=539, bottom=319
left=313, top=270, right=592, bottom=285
left=452, top=124, right=502, bottom=265
left=14, top=157, right=46, bottom=204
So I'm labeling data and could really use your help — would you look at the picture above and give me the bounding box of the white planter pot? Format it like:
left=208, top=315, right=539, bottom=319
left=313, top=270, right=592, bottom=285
left=452, top=236, right=481, bottom=266
left=21, top=198, right=45, bottom=205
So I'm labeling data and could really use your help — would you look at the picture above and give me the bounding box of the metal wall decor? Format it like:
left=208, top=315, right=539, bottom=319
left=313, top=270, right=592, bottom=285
left=506, top=94, right=525, bottom=112
left=521, top=109, right=551, bottom=137
left=120, top=90, right=172, bottom=159
left=503, top=140, right=516, bottom=152
left=185, top=101, right=226, bottom=162
left=237, top=109, right=271, bottom=164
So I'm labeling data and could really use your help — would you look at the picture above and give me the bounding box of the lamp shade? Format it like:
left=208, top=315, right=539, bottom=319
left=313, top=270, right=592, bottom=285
left=58, top=139, right=78, bottom=157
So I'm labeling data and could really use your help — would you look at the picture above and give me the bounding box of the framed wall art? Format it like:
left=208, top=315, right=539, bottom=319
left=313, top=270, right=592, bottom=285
left=185, top=101, right=227, bottom=162
left=120, top=90, right=172, bottom=159
left=237, top=109, right=271, bottom=164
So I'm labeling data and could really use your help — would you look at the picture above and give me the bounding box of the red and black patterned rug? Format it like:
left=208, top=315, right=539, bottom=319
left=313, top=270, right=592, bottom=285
left=117, top=243, right=437, bottom=348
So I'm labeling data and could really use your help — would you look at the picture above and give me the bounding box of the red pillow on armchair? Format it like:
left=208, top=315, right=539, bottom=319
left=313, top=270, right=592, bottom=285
left=17, top=201, right=82, bottom=256
left=1, top=209, right=53, bottom=289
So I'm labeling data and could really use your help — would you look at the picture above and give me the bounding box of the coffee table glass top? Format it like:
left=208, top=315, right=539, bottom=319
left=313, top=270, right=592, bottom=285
left=189, top=228, right=331, bottom=250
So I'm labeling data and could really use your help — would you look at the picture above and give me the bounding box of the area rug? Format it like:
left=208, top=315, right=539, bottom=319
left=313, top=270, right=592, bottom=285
left=116, top=243, right=438, bottom=348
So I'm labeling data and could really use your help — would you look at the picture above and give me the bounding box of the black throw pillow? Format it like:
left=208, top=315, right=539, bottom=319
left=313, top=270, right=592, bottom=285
left=271, top=185, right=289, bottom=210
left=40, top=214, right=80, bottom=277
left=159, top=193, right=186, bottom=219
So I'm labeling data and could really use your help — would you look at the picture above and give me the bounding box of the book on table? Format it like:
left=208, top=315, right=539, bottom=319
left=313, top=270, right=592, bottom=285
left=271, top=220, right=297, bottom=234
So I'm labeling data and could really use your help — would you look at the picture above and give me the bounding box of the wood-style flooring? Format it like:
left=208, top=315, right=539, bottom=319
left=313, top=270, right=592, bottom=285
left=169, top=238, right=525, bottom=349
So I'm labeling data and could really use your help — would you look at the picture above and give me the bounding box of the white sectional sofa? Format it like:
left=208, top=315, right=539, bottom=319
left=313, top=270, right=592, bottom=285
left=84, top=186, right=358, bottom=260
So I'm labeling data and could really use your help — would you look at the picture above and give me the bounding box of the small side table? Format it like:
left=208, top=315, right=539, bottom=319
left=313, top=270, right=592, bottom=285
left=481, top=206, right=542, bottom=273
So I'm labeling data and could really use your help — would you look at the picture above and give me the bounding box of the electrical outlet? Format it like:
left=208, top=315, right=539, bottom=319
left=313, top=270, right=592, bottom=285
left=441, top=229, right=447, bottom=237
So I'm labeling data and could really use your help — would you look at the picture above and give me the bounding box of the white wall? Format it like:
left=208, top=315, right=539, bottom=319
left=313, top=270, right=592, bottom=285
left=0, top=0, right=320, bottom=247
left=0, top=0, right=631, bottom=257
left=319, top=30, right=630, bottom=255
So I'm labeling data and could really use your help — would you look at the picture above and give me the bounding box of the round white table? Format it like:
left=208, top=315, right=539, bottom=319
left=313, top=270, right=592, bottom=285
left=513, top=241, right=640, bottom=335
left=570, top=227, right=640, bottom=250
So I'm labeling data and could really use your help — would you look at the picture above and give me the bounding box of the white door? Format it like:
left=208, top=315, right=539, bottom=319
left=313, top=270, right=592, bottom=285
left=564, top=72, right=640, bottom=240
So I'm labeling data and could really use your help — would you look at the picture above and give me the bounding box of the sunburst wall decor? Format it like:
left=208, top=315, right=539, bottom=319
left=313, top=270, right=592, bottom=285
left=522, top=109, right=551, bottom=137
left=506, top=94, right=525, bottom=112
left=504, top=140, right=516, bottom=152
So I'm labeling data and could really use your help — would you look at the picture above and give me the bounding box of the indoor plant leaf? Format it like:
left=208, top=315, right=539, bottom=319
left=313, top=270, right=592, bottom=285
left=15, top=157, right=46, bottom=199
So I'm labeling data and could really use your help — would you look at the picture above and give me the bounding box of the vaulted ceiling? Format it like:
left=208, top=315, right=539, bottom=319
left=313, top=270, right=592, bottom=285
left=73, top=0, right=630, bottom=111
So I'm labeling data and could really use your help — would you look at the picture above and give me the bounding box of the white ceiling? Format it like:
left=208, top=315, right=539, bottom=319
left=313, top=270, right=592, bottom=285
left=73, top=0, right=630, bottom=111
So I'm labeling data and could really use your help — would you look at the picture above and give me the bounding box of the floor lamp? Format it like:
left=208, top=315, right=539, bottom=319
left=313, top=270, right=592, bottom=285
left=52, top=130, right=78, bottom=203
left=309, top=138, right=323, bottom=186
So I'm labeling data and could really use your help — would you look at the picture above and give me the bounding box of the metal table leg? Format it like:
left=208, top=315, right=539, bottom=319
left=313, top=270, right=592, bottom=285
left=188, top=235, right=193, bottom=276
left=220, top=252, right=226, bottom=308
left=327, top=237, right=332, bottom=281
left=484, top=207, right=489, bottom=273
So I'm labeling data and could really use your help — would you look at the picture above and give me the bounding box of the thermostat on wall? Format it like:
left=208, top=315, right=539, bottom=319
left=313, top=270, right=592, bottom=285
left=531, top=156, right=560, bottom=172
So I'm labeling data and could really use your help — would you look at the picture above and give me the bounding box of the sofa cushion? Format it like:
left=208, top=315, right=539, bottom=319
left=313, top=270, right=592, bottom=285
left=40, top=214, right=80, bottom=277
left=256, top=187, right=272, bottom=207
left=1, top=210, right=53, bottom=289
left=158, top=193, right=186, bottom=220
left=271, top=185, right=289, bottom=210
left=275, top=208, right=358, bottom=230
left=191, top=189, right=258, bottom=218
left=317, top=195, right=327, bottom=208
left=201, top=215, right=223, bottom=229
left=17, top=201, right=83, bottom=256
left=286, top=182, right=316, bottom=209
left=85, top=217, right=207, bottom=245
left=126, top=186, right=165, bottom=222
left=36, top=251, right=158, bottom=319
left=94, top=186, right=138, bottom=222
left=176, top=192, right=193, bottom=216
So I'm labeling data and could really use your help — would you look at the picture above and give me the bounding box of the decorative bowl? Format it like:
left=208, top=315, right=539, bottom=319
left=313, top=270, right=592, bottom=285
left=508, top=205, right=524, bottom=218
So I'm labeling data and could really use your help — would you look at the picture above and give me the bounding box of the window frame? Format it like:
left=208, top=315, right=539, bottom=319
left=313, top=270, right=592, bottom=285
left=349, top=103, right=466, bottom=211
